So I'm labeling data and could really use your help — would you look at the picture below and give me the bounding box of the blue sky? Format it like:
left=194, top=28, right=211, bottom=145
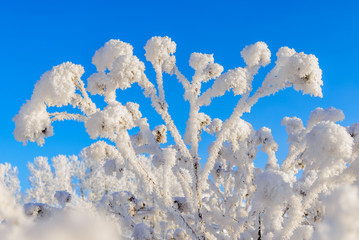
left=1, top=0, right=358, bottom=190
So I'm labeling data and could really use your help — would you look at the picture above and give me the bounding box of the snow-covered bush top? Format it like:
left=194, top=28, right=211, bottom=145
left=5, top=36, right=359, bottom=240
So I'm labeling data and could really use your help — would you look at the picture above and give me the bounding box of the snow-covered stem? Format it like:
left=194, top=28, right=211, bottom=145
left=49, top=112, right=86, bottom=122
left=72, top=77, right=98, bottom=115
left=139, top=75, right=192, bottom=161
left=202, top=84, right=284, bottom=186
left=154, top=67, right=166, bottom=103
left=173, top=66, right=191, bottom=90
left=115, top=132, right=202, bottom=239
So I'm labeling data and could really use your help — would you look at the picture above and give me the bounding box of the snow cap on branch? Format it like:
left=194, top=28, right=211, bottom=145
left=307, top=107, right=345, bottom=129
left=241, top=41, right=271, bottom=67
left=202, top=62, right=223, bottom=82
left=88, top=55, right=145, bottom=102
left=87, top=72, right=113, bottom=97
left=256, top=127, right=278, bottom=153
left=189, top=52, right=224, bottom=82
left=92, top=39, right=133, bottom=72
left=184, top=112, right=211, bottom=145
left=109, top=55, right=145, bottom=90
left=254, top=170, right=292, bottom=207
left=81, top=141, right=124, bottom=179
left=13, top=101, right=53, bottom=146
left=228, top=119, right=254, bottom=151
left=282, top=47, right=323, bottom=97
left=263, top=47, right=323, bottom=97
left=80, top=141, right=120, bottom=163
left=189, top=53, right=214, bottom=71
left=33, top=62, right=84, bottom=107
left=305, top=121, right=353, bottom=162
left=144, top=36, right=176, bottom=73
left=220, top=67, right=252, bottom=95
left=282, top=116, right=304, bottom=144
left=282, top=116, right=304, bottom=136
left=125, top=102, right=142, bottom=122
left=85, top=102, right=138, bottom=139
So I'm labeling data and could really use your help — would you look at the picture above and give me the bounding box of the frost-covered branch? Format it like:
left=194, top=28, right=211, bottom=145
left=49, top=112, right=86, bottom=122
left=8, top=36, right=359, bottom=240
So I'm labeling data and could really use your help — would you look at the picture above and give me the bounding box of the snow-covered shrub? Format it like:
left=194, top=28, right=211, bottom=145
left=4, top=37, right=359, bottom=239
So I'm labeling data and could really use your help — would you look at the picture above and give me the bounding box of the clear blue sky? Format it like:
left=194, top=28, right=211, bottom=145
left=1, top=0, right=358, bottom=190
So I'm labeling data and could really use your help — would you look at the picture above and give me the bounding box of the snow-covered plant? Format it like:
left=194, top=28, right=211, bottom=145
left=3, top=36, right=359, bottom=239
